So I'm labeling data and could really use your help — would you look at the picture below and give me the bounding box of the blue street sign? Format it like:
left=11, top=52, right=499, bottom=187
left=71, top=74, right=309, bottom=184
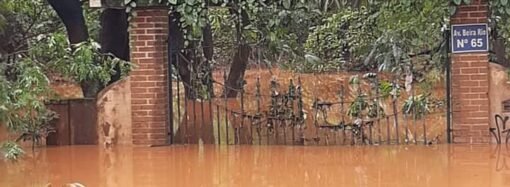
left=451, top=24, right=489, bottom=53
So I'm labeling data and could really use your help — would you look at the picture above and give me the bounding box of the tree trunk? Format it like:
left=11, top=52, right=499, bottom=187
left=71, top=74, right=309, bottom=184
left=202, top=23, right=214, bottom=97
left=202, top=23, right=214, bottom=61
left=100, top=9, right=129, bottom=61
left=48, top=3, right=132, bottom=97
left=224, top=44, right=250, bottom=98
left=224, top=9, right=251, bottom=98
left=47, top=0, right=98, bottom=97
left=100, top=9, right=130, bottom=85
left=47, top=0, right=88, bottom=44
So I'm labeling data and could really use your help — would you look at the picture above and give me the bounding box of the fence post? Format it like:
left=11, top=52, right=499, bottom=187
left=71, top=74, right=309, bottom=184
left=191, top=52, right=197, bottom=144
left=444, top=28, right=452, bottom=144
left=207, top=63, right=213, bottom=145
left=297, top=77, right=304, bottom=144
left=182, top=57, right=189, bottom=144
left=199, top=73, right=205, bottom=144
left=271, top=78, right=278, bottom=144
left=375, top=77, right=382, bottom=144
left=392, top=80, right=400, bottom=144
left=240, top=79, right=245, bottom=144
left=223, top=69, right=229, bottom=145
left=404, top=104, right=410, bottom=144
left=413, top=88, right=418, bottom=144
left=168, top=46, right=174, bottom=144
left=289, top=79, right=295, bottom=144
left=386, top=116, right=391, bottom=144
left=339, top=85, right=346, bottom=145
left=217, top=104, right=221, bottom=144
left=256, top=77, right=262, bottom=144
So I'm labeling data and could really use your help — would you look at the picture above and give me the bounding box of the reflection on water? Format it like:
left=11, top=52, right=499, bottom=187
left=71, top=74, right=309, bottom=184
left=1, top=145, right=510, bottom=187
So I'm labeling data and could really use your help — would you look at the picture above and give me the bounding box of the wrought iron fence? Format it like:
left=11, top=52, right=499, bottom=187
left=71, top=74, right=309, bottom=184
left=168, top=46, right=448, bottom=146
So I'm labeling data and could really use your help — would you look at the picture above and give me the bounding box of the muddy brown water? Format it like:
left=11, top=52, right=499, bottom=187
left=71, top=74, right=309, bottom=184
left=1, top=145, right=509, bottom=187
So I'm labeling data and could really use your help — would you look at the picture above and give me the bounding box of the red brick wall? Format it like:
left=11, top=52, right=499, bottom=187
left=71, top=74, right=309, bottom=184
left=451, top=0, right=491, bottom=143
left=129, top=8, right=169, bottom=146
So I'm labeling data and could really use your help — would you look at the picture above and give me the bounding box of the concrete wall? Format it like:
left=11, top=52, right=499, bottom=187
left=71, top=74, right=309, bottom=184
left=489, top=63, right=510, bottom=143
left=97, top=78, right=133, bottom=145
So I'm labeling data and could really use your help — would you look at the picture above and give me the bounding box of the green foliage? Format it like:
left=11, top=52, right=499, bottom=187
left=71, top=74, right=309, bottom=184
left=1, top=141, right=24, bottom=160
left=209, top=7, right=235, bottom=65
left=254, top=2, right=322, bottom=58
left=84, top=6, right=101, bottom=41
left=347, top=94, right=368, bottom=118
left=0, top=57, right=56, bottom=154
left=489, top=0, right=510, bottom=61
left=305, top=8, right=376, bottom=71
left=347, top=75, right=367, bottom=118
left=284, top=1, right=449, bottom=74
left=164, top=0, right=210, bottom=43
left=1, top=59, right=53, bottom=130
left=34, top=33, right=132, bottom=85
left=14, top=109, right=56, bottom=149
left=0, top=0, right=61, bottom=54
left=121, top=0, right=510, bottom=76
left=0, top=68, right=10, bottom=124
left=0, top=0, right=130, bottom=159
left=372, top=1, right=448, bottom=74
left=451, top=0, right=510, bottom=63
left=402, top=94, right=430, bottom=119
left=378, top=80, right=393, bottom=99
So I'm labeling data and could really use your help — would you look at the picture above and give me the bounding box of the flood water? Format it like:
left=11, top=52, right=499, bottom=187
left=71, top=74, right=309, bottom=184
left=1, top=144, right=509, bottom=187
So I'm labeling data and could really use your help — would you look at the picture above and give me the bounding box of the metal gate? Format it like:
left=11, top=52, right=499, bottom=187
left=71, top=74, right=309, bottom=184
left=46, top=98, right=98, bottom=145
left=167, top=44, right=449, bottom=146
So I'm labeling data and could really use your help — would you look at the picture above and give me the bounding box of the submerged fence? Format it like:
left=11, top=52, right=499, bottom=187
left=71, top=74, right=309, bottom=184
left=169, top=47, right=447, bottom=146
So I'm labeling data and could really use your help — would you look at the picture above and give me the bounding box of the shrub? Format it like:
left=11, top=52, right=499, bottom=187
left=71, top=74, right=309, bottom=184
left=304, top=8, right=377, bottom=72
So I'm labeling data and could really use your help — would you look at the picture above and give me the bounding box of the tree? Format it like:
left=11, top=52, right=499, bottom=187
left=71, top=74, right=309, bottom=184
left=40, top=0, right=510, bottom=98
left=47, top=0, right=130, bottom=97
left=0, top=0, right=130, bottom=159
left=46, top=0, right=88, bottom=45
left=99, top=9, right=130, bottom=83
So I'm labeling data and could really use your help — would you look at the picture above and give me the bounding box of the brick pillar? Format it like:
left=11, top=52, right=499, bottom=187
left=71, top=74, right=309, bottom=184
left=451, top=0, right=491, bottom=144
left=129, top=8, right=169, bottom=146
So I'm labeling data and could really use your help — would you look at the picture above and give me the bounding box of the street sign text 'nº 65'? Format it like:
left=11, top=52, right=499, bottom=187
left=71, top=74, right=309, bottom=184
left=451, top=24, right=489, bottom=54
